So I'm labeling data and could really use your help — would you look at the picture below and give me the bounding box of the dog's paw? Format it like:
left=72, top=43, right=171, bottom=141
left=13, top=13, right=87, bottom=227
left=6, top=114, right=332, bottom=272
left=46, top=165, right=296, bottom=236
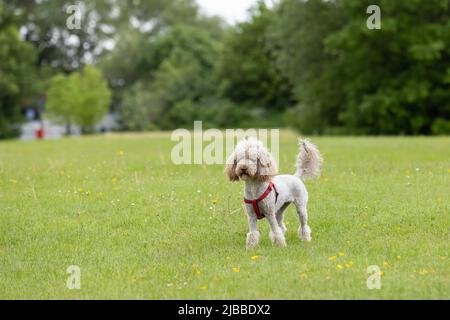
left=270, top=231, right=287, bottom=247
left=274, top=236, right=287, bottom=247
left=300, top=225, right=312, bottom=242
left=246, top=231, right=260, bottom=250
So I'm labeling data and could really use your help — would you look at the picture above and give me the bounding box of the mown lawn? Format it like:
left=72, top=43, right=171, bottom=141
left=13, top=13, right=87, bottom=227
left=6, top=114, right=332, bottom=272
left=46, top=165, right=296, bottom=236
left=0, top=131, right=449, bottom=299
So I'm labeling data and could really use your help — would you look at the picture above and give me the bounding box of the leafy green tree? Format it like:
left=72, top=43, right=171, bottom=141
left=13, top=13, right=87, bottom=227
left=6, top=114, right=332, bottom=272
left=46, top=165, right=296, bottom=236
left=119, top=81, right=160, bottom=131
left=149, top=27, right=222, bottom=128
left=12, top=0, right=211, bottom=72
left=0, top=3, right=37, bottom=138
left=269, top=0, right=345, bottom=133
left=99, top=28, right=147, bottom=90
left=98, top=3, right=226, bottom=124
left=272, top=0, right=450, bottom=134
left=9, top=0, right=112, bottom=72
left=45, top=74, right=77, bottom=134
left=114, top=25, right=221, bottom=130
left=72, top=65, right=112, bottom=131
left=218, top=2, right=292, bottom=111
left=326, top=0, right=450, bottom=134
left=46, top=65, right=111, bottom=133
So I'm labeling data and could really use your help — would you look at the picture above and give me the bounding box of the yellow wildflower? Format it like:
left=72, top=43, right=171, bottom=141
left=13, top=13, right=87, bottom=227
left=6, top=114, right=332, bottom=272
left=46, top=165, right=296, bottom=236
left=328, top=256, right=337, bottom=261
left=418, top=269, right=427, bottom=275
left=338, top=252, right=345, bottom=257
left=336, top=264, right=343, bottom=270
left=232, top=267, right=240, bottom=273
left=251, top=255, right=259, bottom=261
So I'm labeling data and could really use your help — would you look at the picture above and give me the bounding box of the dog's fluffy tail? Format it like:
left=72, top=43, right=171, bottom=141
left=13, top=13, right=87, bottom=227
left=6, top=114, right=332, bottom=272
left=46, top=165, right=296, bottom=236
left=294, top=138, right=323, bottom=180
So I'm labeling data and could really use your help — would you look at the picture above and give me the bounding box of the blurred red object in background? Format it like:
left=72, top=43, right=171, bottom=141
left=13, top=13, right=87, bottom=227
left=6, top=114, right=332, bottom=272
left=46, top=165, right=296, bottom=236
left=35, top=128, right=44, bottom=140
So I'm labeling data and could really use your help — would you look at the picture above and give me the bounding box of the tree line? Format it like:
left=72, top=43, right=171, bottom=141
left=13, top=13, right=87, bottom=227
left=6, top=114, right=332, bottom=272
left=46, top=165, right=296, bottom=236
left=0, top=0, right=449, bottom=138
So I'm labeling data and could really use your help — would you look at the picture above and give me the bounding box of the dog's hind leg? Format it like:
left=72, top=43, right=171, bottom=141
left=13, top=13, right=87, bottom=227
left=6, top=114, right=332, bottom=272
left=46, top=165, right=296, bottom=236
left=267, top=212, right=287, bottom=247
left=295, top=199, right=311, bottom=242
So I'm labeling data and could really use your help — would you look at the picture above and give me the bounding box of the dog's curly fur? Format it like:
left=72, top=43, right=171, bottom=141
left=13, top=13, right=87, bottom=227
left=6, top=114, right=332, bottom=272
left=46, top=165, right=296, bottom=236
left=225, top=137, right=323, bottom=249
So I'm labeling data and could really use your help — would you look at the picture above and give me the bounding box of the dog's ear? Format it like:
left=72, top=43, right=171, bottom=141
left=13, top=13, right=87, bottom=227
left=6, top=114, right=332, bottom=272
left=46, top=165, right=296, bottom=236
left=225, top=153, right=239, bottom=181
left=256, top=147, right=278, bottom=179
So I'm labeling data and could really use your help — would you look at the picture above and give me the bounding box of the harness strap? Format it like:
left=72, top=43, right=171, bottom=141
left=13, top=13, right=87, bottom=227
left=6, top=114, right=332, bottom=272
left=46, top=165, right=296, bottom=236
left=244, top=181, right=278, bottom=220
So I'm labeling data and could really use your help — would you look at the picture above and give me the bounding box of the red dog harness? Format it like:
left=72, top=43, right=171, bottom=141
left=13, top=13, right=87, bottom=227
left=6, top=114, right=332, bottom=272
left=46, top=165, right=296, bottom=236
left=244, top=181, right=278, bottom=220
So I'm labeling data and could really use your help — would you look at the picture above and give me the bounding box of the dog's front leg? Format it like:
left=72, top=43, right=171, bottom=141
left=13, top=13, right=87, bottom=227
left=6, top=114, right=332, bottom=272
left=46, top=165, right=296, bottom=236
left=267, top=212, right=287, bottom=247
left=246, top=210, right=260, bottom=250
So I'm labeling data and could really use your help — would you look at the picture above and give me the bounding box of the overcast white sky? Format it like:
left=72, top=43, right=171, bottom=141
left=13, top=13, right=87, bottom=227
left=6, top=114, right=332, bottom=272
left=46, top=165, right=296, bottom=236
left=196, top=0, right=261, bottom=24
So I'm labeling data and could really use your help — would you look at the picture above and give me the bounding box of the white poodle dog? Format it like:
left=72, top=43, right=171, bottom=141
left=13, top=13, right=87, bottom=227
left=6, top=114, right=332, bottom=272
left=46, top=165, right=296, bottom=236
left=225, top=137, right=323, bottom=249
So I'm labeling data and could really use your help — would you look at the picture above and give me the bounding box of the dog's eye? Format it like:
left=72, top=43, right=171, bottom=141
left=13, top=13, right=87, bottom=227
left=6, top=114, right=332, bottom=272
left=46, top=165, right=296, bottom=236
left=234, top=159, right=237, bottom=165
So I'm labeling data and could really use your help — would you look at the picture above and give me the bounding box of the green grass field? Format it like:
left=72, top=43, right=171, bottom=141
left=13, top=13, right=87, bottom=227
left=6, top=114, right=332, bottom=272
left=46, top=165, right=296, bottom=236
left=0, top=131, right=449, bottom=299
